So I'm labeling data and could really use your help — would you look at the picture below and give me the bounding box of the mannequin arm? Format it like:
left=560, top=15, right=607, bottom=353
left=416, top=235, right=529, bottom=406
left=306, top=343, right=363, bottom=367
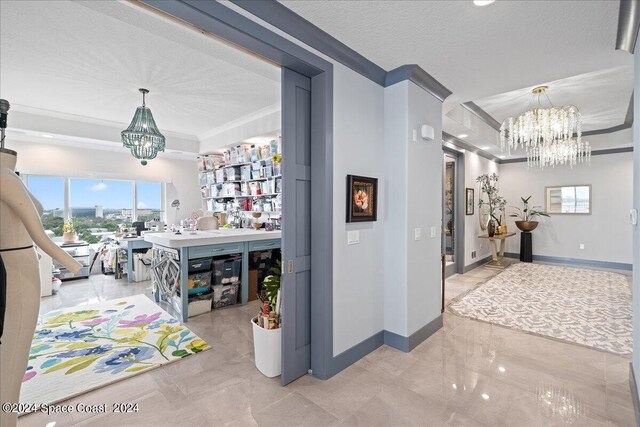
left=1, top=169, right=82, bottom=273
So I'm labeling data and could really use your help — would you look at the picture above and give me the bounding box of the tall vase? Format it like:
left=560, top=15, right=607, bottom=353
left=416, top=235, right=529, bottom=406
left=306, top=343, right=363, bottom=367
left=488, top=220, right=496, bottom=237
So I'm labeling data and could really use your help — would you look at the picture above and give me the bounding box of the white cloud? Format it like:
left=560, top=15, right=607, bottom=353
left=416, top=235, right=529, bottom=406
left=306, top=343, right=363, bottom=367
left=90, top=182, right=107, bottom=192
left=137, top=202, right=148, bottom=209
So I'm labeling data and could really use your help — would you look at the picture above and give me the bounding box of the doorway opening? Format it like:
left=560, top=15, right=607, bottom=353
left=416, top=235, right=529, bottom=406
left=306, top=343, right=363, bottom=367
left=443, top=153, right=457, bottom=275
left=1, top=2, right=330, bottom=415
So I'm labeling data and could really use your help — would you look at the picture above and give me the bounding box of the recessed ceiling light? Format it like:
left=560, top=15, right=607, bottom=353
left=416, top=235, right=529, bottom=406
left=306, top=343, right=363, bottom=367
left=481, top=146, right=490, bottom=150
left=41, top=134, right=53, bottom=138
left=457, top=134, right=468, bottom=138
left=481, top=393, right=490, bottom=400
left=498, top=366, right=506, bottom=373
left=474, top=0, right=495, bottom=6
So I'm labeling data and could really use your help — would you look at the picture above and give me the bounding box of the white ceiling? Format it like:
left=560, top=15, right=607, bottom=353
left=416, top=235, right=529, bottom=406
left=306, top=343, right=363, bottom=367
left=282, top=0, right=633, bottom=154
left=0, top=0, right=280, bottom=143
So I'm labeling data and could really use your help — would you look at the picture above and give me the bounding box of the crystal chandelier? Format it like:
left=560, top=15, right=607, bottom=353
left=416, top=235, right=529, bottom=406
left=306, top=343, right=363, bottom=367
left=121, top=88, right=166, bottom=166
left=500, top=86, right=591, bottom=168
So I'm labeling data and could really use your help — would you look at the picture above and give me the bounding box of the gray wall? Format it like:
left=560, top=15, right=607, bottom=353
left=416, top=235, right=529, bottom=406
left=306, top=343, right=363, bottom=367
left=332, top=63, right=386, bottom=355
left=500, top=153, right=634, bottom=265
left=405, top=81, right=444, bottom=335
left=383, top=80, right=443, bottom=338
left=632, top=31, right=640, bottom=398
left=383, top=81, right=409, bottom=336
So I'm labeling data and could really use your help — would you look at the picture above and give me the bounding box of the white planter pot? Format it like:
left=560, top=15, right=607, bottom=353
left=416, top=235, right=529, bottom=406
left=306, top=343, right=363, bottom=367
left=252, top=317, right=281, bottom=378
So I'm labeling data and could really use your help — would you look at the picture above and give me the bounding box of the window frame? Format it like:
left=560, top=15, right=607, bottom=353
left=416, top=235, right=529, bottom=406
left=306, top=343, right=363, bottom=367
left=23, top=174, right=165, bottom=222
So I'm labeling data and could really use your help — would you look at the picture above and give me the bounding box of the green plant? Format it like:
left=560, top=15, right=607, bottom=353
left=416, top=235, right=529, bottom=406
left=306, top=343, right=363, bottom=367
left=476, top=173, right=507, bottom=225
left=262, top=260, right=282, bottom=309
left=509, top=196, right=550, bottom=221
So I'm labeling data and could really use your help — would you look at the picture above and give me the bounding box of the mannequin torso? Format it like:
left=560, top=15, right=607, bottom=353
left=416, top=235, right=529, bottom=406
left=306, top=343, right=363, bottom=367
left=0, top=148, right=82, bottom=427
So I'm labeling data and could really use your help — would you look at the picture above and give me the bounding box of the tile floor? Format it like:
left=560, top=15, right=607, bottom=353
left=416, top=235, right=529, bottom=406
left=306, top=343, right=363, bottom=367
left=19, top=265, right=636, bottom=426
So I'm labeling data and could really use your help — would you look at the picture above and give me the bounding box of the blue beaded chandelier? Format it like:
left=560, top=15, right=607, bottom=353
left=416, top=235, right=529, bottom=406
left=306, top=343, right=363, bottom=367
left=121, top=88, right=165, bottom=166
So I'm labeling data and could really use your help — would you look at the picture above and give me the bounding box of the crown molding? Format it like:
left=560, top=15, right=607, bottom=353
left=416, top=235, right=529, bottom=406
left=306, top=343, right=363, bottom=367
left=231, top=0, right=451, bottom=100
left=198, top=102, right=281, bottom=141
left=386, top=65, right=452, bottom=102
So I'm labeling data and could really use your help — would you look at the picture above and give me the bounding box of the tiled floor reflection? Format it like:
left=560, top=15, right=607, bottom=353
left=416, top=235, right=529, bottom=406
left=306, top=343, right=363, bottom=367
left=19, top=266, right=636, bottom=426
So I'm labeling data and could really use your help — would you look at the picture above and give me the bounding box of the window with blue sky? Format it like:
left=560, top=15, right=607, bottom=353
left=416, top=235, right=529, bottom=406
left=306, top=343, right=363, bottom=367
left=70, top=179, right=133, bottom=219
left=27, top=176, right=64, bottom=215
left=136, top=182, right=162, bottom=221
left=26, top=175, right=163, bottom=239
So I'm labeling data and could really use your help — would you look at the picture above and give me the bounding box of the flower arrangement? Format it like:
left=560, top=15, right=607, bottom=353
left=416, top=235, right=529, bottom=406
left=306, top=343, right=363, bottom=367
left=476, top=173, right=507, bottom=226
left=272, top=154, right=282, bottom=164
left=62, top=221, right=75, bottom=234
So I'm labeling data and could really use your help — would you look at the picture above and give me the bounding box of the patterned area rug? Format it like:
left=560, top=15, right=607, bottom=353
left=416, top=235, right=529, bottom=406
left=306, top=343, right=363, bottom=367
left=448, top=263, right=632, bottom=354
left=20, top=294, right=210, bottom=406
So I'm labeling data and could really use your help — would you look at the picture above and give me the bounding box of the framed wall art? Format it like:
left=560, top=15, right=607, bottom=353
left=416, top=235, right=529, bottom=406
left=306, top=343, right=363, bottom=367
left=346, top=175, right=378, bottom=222
left=465, top=188, right=474, bottom=215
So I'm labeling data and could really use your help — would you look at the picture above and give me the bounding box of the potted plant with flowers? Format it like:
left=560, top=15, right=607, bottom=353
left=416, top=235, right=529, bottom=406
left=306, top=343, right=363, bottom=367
left=477, top=173, right=507, bottom=237
left=509, top=196, right=549, bottom=232
left=62, top=220, right=77, bottom=244
left=252, top=260, right=282, bottom=377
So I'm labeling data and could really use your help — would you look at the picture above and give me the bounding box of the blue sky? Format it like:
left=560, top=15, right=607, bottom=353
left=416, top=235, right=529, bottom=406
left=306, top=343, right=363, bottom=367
left=28, top=177, right=161, bottom=210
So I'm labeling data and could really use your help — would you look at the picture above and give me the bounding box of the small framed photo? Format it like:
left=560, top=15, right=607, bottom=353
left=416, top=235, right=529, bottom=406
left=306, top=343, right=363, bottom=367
left=346, top=175, right=378, bottom=222
left=465, top=188, right=475, bottom=215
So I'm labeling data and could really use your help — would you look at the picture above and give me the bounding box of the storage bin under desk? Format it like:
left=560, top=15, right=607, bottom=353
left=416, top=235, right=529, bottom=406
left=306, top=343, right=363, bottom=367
left=152, top=238, right=281, bottom=322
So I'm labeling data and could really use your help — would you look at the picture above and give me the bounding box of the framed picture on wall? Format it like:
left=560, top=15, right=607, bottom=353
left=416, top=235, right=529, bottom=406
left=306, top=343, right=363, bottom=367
left=465, top=188, right=474, bottom=215
left=346, top=175, right=378, bottom=222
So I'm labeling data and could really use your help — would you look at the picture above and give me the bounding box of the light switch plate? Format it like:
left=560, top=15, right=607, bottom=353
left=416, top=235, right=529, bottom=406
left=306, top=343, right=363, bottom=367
left=414, top=228, right=422, bottom=241
left=430, top=226, right=437, bottom=238
left=412, top=129, right=417, bottom=142
left=347, top=230, right=360, bottom=245
left=579, top=243, right=585, bottom=250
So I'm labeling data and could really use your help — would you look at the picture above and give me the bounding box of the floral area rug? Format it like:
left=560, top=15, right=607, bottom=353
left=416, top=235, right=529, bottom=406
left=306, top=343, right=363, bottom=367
left=448, top=263, right=632, bottom=355
left=20, top=294, right=210, bottom=406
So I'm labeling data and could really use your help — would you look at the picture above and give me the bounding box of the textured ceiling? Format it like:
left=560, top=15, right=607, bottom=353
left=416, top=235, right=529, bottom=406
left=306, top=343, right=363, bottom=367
left=0, top=0, right=280, bottom=138
left=282, top=0, right=632, bottom=152
left=282, top=0, right=629, bottom=107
